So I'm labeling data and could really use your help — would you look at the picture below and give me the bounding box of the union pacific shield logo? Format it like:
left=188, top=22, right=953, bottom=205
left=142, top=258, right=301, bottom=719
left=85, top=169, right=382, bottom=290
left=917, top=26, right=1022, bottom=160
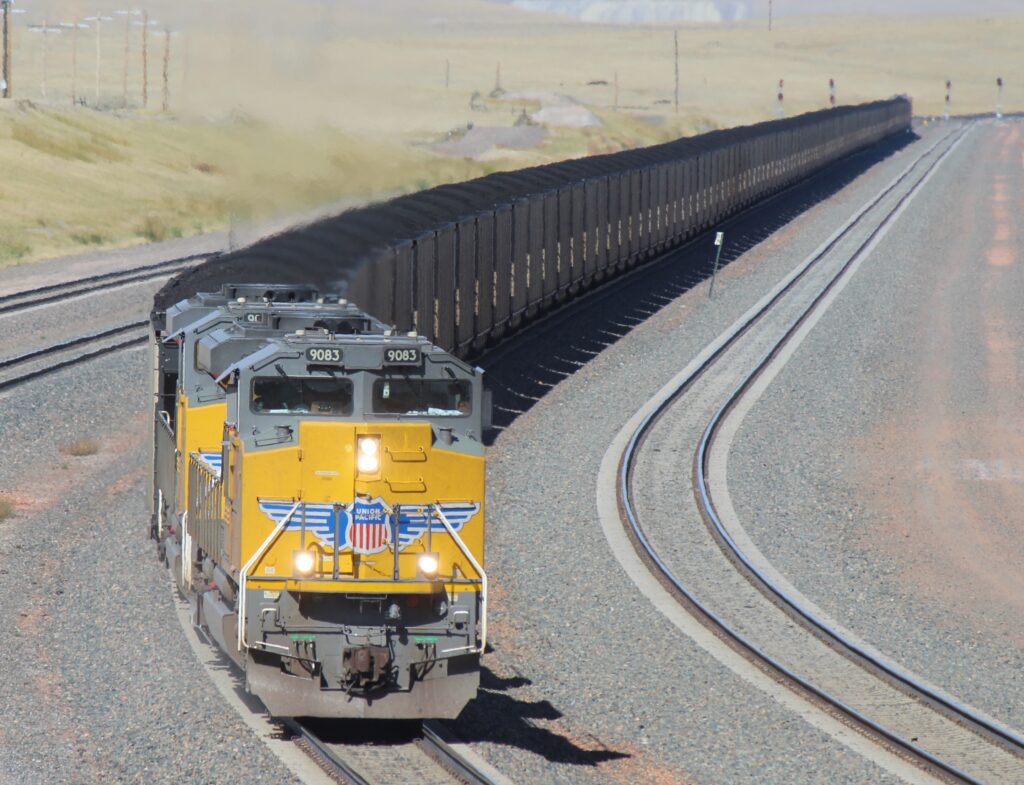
left=346, top=497, right=392, bottom=554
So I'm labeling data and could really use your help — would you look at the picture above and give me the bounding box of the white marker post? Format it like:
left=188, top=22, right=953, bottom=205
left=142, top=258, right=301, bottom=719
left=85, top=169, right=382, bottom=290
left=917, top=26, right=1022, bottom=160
left=709, top=231, right=725, bottom=299
left=777, top=78, right=784, bottom=118
left=829, top=78, right=836, bottom=109
left=944, top=79, right=951, bottom=121
left=996, top=77, right=1004, bottom=120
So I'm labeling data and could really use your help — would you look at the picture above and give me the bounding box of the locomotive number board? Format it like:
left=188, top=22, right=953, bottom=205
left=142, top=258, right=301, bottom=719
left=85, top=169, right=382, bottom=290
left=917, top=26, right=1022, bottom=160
left=384, top=348, right=421, bottom=365
left=305, top=347, right=344, bottom=364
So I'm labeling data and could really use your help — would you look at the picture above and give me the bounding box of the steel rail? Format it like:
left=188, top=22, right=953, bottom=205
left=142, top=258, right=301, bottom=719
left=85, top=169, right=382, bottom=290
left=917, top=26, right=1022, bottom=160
left=0, top=331, right=148, bottom=392
left=420, top=721, right=502, bottom=785
left=282, top=718, right=498, bottom=785
left=0, top=320, right=147, bottom=371
left=0, top=252, right=209, bottom=316
left=280, top=718, right=373, bottom=785
left=616, top=124, right=1009, bottom=785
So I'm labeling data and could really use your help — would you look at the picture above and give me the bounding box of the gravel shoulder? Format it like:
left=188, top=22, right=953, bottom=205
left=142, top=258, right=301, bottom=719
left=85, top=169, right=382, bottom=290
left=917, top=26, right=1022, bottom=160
left=459, top=125, right=947, bottom=784
left=728, top=119, right=1024, bottom=733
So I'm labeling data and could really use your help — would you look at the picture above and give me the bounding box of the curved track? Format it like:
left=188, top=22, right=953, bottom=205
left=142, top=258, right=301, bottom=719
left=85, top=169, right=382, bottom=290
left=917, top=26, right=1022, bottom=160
left=616, top=121, right=1024, bottom=783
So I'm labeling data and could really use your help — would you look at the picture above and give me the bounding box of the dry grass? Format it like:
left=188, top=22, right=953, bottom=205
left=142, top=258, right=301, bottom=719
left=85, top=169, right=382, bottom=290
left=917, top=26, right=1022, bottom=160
left=0, top=104, right=500, bottom=268
left=62, top=438, right=100, bottom=457
left=2, top=1, right=1021, bottom=268
left=0, top=497, right=12, bottom=522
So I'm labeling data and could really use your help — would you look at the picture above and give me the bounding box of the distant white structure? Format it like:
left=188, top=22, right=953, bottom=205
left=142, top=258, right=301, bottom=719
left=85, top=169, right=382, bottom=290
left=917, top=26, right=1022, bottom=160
left=507, top=0, right=751, bottom=23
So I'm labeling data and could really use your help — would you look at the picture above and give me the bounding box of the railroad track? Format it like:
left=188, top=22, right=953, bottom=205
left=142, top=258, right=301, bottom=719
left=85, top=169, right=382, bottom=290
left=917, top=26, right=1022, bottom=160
left=0, top=320, right=148, bottom=391
left=0, top=252, right=208, bottom=316
left=612, top=121, right=1024, bottom=783
left=283, top=718, right=503, bottom=785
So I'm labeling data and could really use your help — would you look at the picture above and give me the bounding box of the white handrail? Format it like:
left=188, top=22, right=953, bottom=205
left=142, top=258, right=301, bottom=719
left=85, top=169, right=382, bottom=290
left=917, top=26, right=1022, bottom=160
left=237, top=501, right=301, bottom=651
left=181, top=511, right=192, bottom=587
left=433, top=505, right=487, bottom=656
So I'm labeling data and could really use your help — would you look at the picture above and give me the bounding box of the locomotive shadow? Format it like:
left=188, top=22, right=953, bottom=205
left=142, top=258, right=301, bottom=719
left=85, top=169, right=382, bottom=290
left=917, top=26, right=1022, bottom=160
left=479, top=130, right=918, bottom=444
left=451, top=665, right=631, bottom=765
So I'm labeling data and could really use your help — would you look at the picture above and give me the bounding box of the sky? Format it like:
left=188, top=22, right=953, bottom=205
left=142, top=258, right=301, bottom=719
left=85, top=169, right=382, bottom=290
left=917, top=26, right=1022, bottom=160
left=495, top=0, right=1024, bottom=17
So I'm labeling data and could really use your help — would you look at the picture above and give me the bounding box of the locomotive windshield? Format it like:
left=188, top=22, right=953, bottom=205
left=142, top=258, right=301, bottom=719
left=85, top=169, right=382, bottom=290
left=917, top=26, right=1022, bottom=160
left=372, top=378, right=471, bottom=417
left=252, top=376, right=354, bottom=415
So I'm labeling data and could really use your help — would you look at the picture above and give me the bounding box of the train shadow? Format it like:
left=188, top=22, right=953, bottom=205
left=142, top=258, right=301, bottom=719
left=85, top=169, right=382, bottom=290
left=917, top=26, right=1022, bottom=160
left=451, top=664, right=631, bottom=765
left=480, top=130, right=918, bottom=445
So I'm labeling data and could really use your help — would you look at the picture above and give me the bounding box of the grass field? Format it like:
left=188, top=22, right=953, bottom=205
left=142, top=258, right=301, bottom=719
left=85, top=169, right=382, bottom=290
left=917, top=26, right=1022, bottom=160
left=2, top=0, right=1021, bottom=267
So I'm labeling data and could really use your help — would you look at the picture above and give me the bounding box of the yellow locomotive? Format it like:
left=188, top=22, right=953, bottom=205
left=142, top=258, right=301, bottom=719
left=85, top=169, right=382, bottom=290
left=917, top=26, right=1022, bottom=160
left=152, top=285, right=488, bottom=718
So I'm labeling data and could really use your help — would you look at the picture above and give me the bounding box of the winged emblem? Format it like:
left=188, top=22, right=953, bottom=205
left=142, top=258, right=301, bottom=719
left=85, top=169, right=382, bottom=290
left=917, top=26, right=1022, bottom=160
left=257, top=499, right=480, bottom=553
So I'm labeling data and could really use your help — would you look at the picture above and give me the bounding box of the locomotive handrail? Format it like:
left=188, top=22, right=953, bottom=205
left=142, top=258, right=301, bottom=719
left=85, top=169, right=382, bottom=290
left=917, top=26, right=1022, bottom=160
left=431, top=504, right=487, bottom=656
left=237, top=500, right=301, bottom=651
left=156, top=409, right=173, bottom=438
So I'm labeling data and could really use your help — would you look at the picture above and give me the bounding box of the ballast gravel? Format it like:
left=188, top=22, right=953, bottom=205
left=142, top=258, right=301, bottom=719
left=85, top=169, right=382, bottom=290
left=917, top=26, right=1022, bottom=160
left=727, top=121, right=1024, bottom=733
left=0, top=349, right=300, bottom=785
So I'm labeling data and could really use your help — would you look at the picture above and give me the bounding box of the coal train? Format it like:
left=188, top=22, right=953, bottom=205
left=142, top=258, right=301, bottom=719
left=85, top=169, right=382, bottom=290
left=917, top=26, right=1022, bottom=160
left=151, top=284, right=489, bottom=718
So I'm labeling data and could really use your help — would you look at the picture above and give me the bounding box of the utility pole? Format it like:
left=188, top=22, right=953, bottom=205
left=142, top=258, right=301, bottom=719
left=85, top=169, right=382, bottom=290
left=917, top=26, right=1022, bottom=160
left=160, top=27, right=169, bottom=112
left=85, top=14, right=113, bottom=105
left=28, top=23, right=63, bottom=100
left=768, top=0, right=773, bottom=31
left=72, top=22, right=79, bottom=105
left=673, top=29, right=679, bottom=114
left=115, top=9, right=134, bottom=108
left=60, top=22, right=86, bottom=106
left=141, top=9, right=148, bottom=107
left=1, top=0, right=11, bottom=99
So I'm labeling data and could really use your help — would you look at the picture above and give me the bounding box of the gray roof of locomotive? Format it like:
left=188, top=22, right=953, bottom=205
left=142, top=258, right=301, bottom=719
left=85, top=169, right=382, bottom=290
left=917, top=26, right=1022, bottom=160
left=197, top=328, right=464, bottom=385
left=158, top=283, right=324, bottom=333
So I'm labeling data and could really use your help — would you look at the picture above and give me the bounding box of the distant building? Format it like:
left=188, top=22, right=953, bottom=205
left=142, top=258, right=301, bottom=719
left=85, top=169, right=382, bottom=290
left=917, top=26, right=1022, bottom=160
left=503, top=0, right=750, bottom=23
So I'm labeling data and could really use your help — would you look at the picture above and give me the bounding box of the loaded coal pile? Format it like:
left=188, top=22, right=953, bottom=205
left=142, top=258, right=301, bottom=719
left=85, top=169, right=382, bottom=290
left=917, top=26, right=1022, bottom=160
left=152, top=100, right=907, bottom=326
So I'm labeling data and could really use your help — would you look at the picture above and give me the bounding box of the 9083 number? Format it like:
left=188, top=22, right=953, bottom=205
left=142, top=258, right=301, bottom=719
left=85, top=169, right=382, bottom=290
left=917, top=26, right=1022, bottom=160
left=384, top=348, right=421, bottom=365
left=306, top=347, right=343, bottom=364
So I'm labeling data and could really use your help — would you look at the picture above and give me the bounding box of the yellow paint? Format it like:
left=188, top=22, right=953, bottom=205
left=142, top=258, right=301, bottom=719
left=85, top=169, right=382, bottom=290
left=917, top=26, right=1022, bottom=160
left=176, top=391, right=228, bottom=516
left=229, top=420, right=485, bottom=595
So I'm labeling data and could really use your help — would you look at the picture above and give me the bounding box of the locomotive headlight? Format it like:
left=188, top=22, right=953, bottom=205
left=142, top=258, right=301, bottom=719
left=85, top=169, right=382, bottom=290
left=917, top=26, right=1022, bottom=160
left=294, top=550, right=316, bottom=576
left=356, top=436, right=380, bottom=474
left=417, top=553, right=439, bottom=578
